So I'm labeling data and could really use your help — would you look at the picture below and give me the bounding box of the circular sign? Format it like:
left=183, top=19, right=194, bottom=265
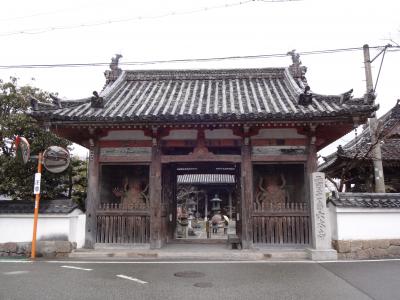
left=43, top=146, right=70, bottom=173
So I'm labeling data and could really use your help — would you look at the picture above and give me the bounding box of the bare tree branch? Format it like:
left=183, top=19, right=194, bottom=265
left=326, top=175, right=339, bottom=191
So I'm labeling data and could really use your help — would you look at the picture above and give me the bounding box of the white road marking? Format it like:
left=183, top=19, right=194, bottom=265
left=61, top=265, right=92, bottom=271
left=116, top=274, right=148, bottom=284
left=45, top=260, right=316, bottom=264
left=318, top=259, right=400, bottom=263
left=3, top=271, right=30, bottom=275
left=1, top=258, right=396, bottom=265
left=0, top=260, right=31, bottom=263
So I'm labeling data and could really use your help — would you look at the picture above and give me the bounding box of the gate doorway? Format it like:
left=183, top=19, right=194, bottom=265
left=161, top=162, right=241, bottom=243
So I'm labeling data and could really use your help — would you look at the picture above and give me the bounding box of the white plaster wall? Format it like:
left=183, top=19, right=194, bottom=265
left=328, top=204, right=338, bottom=240
left=0, top=210, right=86, bottom=248
left=68, top=213, right=87, bottom=248
left=328, top=205, right=400, bottom=240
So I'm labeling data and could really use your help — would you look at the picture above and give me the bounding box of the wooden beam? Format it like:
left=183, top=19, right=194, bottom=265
left=251, top=139, right=307, bottom=146
left=99, top=140, right=152, bottom=147
left=251, top=155, right=308, bottom=162
left=161, top=154, right=242, bottom=163
left=98, top=155, right=152, bottom=163
left=160, top=139, right=241, bottom=148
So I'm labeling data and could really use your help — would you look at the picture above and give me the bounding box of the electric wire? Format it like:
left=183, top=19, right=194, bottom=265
left=0, top=5, right=90, bottom=22
left=0, top=45, right=398, bottom=70
left=1, top=0, right=300, bottom=24
left=0, top=0, right=284, bottom=37
left=373, top=46, right=388, bottom=93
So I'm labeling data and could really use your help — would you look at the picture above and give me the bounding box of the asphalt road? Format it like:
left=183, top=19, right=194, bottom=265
left=1, top=259, right=399, bottom=300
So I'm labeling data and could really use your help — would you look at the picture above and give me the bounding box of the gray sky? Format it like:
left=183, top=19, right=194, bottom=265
left=1, top=0, right=399, bottom=157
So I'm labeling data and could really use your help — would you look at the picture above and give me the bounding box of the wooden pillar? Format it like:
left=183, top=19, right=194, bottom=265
left=229, top=192, right=232, bottom=220
left=84, top=137, right=100, bottom=248
left=306, top=127, right=318, bottom=174
left=150, top=127, right=162, bottom=249
left=241, top=128, right=253, bottom=248
left=204, top=193, right=208, bottom=220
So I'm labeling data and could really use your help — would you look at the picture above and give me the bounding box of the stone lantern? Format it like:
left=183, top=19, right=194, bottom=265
left=210, top=194, right=222, bottom=214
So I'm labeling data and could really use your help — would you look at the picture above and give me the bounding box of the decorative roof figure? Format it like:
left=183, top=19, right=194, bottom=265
left=339, top=89, right=354, bottom=104
left=104, top=54, right=123, bottom=84
left=49, top=94, right=62, bottom=109
left=298, top=85, right=312, bottom=106
left=287, top=49, right=308, bottom=86
left=90, top=91, right=104, bottom=108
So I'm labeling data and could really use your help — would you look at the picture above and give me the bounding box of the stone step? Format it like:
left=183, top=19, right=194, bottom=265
left=69, top=246, right=310, bottom=261
left=169, top=239, right=226, bottom=244
left=69, top=250, right=158, bottom=259
left=261, top=250, right=309, bottom=260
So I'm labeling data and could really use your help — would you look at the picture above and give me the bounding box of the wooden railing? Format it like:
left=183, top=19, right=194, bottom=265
left=252, top=202, right=310, bottom=245
left=253, top=202, right=308, bottom=212
left=98, top=202, right=148, bottom=210
left=96, top=205, right=150, bottom=244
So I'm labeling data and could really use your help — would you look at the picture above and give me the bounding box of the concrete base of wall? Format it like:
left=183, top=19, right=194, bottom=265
left=306, top=248, right=338, bottom=261
left=0, top=241, right=76, bottom=258
left=333, top=239, right=400, bottom=259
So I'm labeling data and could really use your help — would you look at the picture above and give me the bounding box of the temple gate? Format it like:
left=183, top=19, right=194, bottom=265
left=30, top=54, right=376, bottom=249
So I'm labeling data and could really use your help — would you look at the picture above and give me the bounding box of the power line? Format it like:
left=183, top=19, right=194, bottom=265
left=0, top=5, right=89, bottom=22
left=0, top=0, right=292, bottom=37
left=0, top=45, right=398, bottom=70
left=0, top=0, right=300, bottom=37
left=373, top=45, right=390, bottom=93
left=1, top=0, right=301, bottom=24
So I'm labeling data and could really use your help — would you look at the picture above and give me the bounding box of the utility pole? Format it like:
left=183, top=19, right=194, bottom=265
left=31, top=152, right=43, bottom=259
left=363, top=44, right=385, bottom=193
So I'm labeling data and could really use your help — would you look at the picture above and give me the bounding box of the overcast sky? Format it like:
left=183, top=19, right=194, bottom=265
left=1, top=0, right=399, bottom=157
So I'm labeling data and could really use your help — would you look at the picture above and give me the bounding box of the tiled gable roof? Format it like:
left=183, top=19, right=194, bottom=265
left=177, top=174, right=235, bottom=184
left=328, top=192, right=400, bottom=208
left=319, top=100, right=400, bottom=172
left=31, top=67, right=375, bottom=124
left=0, top=199, right=79, bottom=214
